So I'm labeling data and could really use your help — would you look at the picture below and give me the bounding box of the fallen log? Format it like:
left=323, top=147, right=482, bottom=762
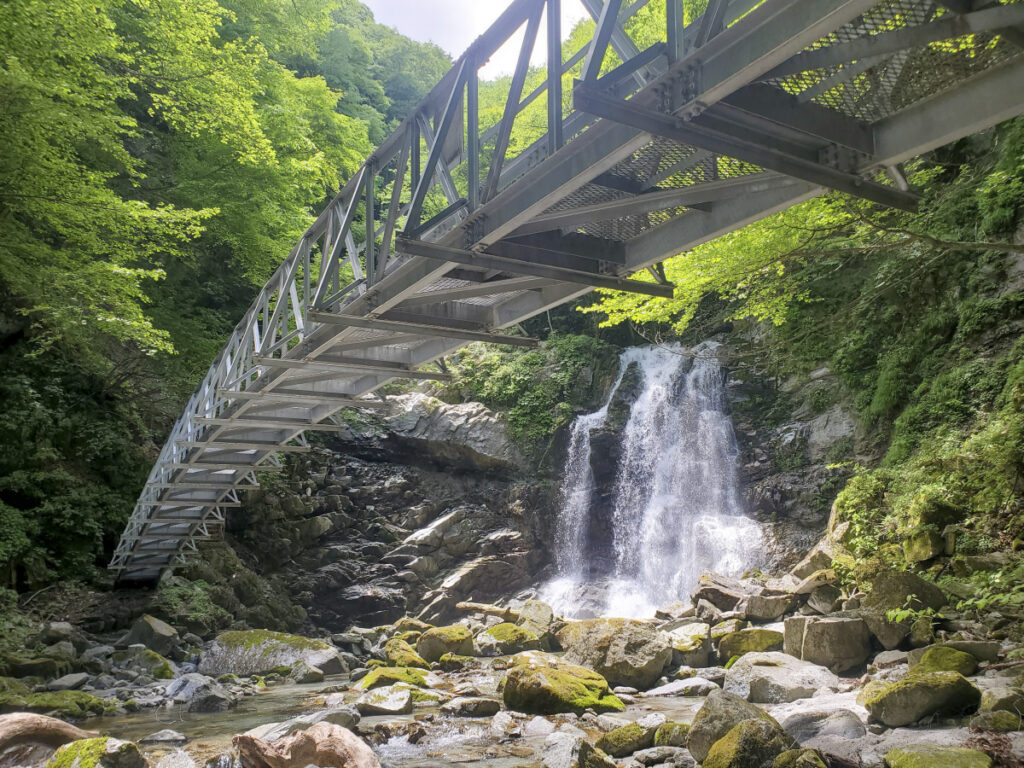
left=0, top=712, right=98, bottom=750
left=455, top=601, right=520, bottom=622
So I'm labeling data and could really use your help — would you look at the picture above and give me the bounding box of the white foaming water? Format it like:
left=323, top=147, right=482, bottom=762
left=541, top=343, right=763, bottom=618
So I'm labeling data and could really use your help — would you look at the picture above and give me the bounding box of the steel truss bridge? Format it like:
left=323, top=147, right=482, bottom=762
left=111, top=0, right=1024, bottom=583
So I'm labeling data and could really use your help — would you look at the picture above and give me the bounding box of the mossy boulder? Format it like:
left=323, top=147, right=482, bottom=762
left=970, top=710, right=1023, bottom=732
left=555, top=618, right=672, bottom=689
left=46, top=738, right=146, bottom=768
left=688, top=690, right=786, bottom=763
left=475, top=623, right=539, bottom=656
left=717, top=629, right=783, bottom=660
left=438, top=653, right=474, bottom=672
left=394, top=617, right=433, bottom=633
left=884, top=745, right=991, bottom=768
left=702, top=718, right=797, bottom=768
left=903, top=528, right=944, bottom=563
left=392, top=631, right=421, bottom=645
left=112, top=648, right=174, bottom=679
left=0, top=677, right=30, bottom=695
left=711, top=619, right=748, bottom=640
left=653, top=722, right=689, bottom=747
left=501, top=654, right=624, bottom=715
left=862, top=571, right=947, bottom=613
left=355, top=665, right=432, bottom=691
left=774, top=749, right=828, bottom=768
left=595, top=722, right=652, bottom=757
left=910, top=646, right=978, bottom=677
left=416, top=625, right=474, bottom=663
left=199, top=630, right=343, bottom=676
left=383, top=638, right=429, bottom=669
left=859, top=671, right=981, bottom=727
left=0, top=690, right=111, bottom=719
left=2, top=656, right=71, bottom=679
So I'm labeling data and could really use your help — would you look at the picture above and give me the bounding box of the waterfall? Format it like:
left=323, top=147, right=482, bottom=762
left=541, top=343, right=763, bottom=618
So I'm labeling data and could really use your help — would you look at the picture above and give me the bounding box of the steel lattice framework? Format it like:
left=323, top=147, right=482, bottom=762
left=111, top=0, right=1024, bottom=584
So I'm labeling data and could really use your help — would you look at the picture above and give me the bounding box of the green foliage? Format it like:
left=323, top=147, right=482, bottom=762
left=442, top=335, right=619, bottom=460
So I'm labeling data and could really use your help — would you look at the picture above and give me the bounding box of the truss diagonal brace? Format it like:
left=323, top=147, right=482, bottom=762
left=574, top=85, right=918, bottom=212
left=309, top=311, right=538, bottom=347
left=396, top=236, right=674, bottom=299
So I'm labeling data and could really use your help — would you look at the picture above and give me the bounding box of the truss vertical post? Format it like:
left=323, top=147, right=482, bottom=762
left=364, top=162, right=376, bottom=285
left=547, top=0, right=564, bottom=153
left=667, top=0, right=683, bottom=61
left=467, top=61, right=480, bottom=211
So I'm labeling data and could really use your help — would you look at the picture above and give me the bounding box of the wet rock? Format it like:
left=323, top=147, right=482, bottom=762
left=717, top=629, right=783, bottom=660
left=859, top=671, right=981, bottom=727
left=355, top=685, right=413, bottom=716
left=234, top=722, right=380, bottom=768
left=475, top=623, right=539, bottom=656
left=701, top=718, right=797, bottom=768
left=542, top=732, right=616, bottom=768
left=440, top=697, right=501, bottom=717
left=884, top=745, right=991, bottom=768
left=111, top=646, right=175, bottom=680
left=165, top=673, right=236, bottom=713
left=783, top=616, right=871, bottom=673
left=118, top=615, right=180, bottom=657
left=555, top=619, right=672, bottom=689
left=415, top=625, right=474, bottom=662
left=687, top=689, right=785, bottom=763
left=138, top=730, right=187, bottom=745
left=525, top=716, right=556, bottom=737
left=501, top=654, right=624, bottom=715
left=724, top=652, right=837, bottom=703
left=45, top=738, right=146, bottom=768
left=199, top=630, right=343, bottom=676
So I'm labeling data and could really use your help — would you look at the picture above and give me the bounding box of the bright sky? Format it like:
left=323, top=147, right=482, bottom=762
left=362, top=0, right=591, bottom=79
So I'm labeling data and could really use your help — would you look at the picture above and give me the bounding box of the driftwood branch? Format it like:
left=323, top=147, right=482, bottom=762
left=0, top=713, right=99, bottom=750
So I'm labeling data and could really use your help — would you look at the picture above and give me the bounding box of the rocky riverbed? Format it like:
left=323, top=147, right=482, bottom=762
left=3, top=544, right=1024, bottom=768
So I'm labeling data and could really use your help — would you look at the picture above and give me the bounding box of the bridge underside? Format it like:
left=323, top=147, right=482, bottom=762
left=112, top=0, right=1024, bottom=584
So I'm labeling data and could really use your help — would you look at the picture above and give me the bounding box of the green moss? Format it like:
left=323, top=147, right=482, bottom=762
left=859, top=671, right=981, bottom=727
left=46, top=738, right=109, bottom=768
left=595, top=722, right=651, bottom=757
left=478, top=623, right=539, bottom=654
left=0, top=690, right=111, bottom=719
left=0, top=676, right=29, bottom=695
left=653, top=722, right=690, bottom=747
left=392, top=631, right=421, bottom=644
left=384, top=638, right=429, bottom=669
left=438, top=653, right=473, bottom=671
left=911, top=646, right=978, bottom=677
left=718, top=629, right=784, bottom=659
left=394, top=617, right=433, bottom=633
left=501, top=661, right=624, bottom=715
left=218, top=629, right=330, bottom=653
left=138, top=649, right=174, bottom=679
left=773, top=749, right=828, bottom=768
left=970, top=710, right=1023, bottom=732
left=885, top=745, right=992, bottom=768
left=416, top=625, right=474, bottom=662
left=703, top=719, right=796, bottom=768
left=356, top=666, right=430, bottom=691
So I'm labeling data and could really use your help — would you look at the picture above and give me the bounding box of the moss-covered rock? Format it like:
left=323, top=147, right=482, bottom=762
left=355, top=665, right=431, bottom=691
left=392, top=631, right=422, bottom=645
left=859, top=671, right=981, bottom=727
left=702, top=718, right=797, bottom=768
left=198, top=629, right=343, bottom=676
left=903, top=527, right=944, bottom=563
left=46, top=738, right=146, bottom=768
left=0, top=677, right=30, bottom=695
left=475, top=623, right=539, bottom=656
left=688, top=690, right=786, bottom=763
left=718, top=629, right=783, bottom=659
left=970, top=710, right=1023, bottom=732
left=0, top=690, right=111, bottom=719
left=2, top=656, right=71, bottom=679
left=910, top=646, right=978, bottom=677
left=595, top=722, right=652, bottom=757
left=555, top=618, right=672, bottom=689
left=383, top=638, right=429, bottom=669
left=862, top=571, right=947, bottom=613
left=438, top=653, right=474, bottom=672
left=394, top=617, right=433, bottom=633
left=416, top=625, right=474, bottom=663
left=653, top=722, right=689, bottom=747
left=710, top=619, right=748, bottom=640
left=501, top=655, right=624, bottom=715
left=774, top=749, right=828, bottom=768
left=884, top=745, right=992, bottom=768
left=112, top=648, right=174, bottom=679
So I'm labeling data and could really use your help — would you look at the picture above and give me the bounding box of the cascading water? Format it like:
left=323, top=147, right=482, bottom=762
left=541, top=343, right=763, bottom=618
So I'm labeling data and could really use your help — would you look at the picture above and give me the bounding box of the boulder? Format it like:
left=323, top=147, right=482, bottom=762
left=859, top=671, right=981, bottom=727
left=199, top=630, right=343, bottom=676
left=773, top=749, right=828, bottom=768
left=884, top=745, right=991, bottom=768
left=556, top=619, right=672, bottom=689
left=780, top=709, right=866, bottom=742
left=687, top=689, right=785, bottom=763
left=501, top=654, right=624, bottom=715
left=111, top=646, right=175, bottom=679
left=860, top=611, right=911, bottom=651
left=164, top=673, right=236, bottom=713
left=909, top=641, right=999, bottom=665
left=393, top=617, right=433, bottom=633
left=542, top=732, right=616, bottom=768
left=717, top=629, right=783, bottom=660
left=643, top=677, right=718, bottom=697
left=288, top=660, right=324, bottom=684
left=970, top=710, right=1023, bottom=732
left=693, top=572, right=756, bottom=612
left=46, top=674, right=90, bottom=692
left=903, top=528, right=944, bottom=563
left=793, top=570, right=836, bottom=595
left=745, top=594, right=795, bottom=622
left=354, top=685, right=413, bottom=716
left=415, top=625, right=474, bottom=663
left=440, top=697, right=501, bottom=717
left=118, top=615, right=179, bottom=657
left=789, top=544, right=833, bottom=581
left=806, top=585, right=841, bottom=615
left=475, top=623, right=539, bottom=656
left=45, top=738, right=146, bottom=768
left=0, top=690, right=109, bottom=719
left=702, top=718, right=797, bottom=768
left=243, top=709, right=360, bottom=742
left=517, top=600, right=555, bottom=640
left=595, top=722, right=653, bottom=757
left=138, top=730, right=187, bottom=745
left=654, top=722, right=690, bottom=747
left=234, top=722, right=380, bottom=768
left=910, top=646, right=978, bottom=677
left=724, top=652, right=837, bottom=703
left=783, top=616, right=871, bottom=673
left=354, top=666, right=433, bottom=691
left=383, top=638, right=428, bottom=669
left=631, top=745, right=695, bottom=767
left=668, top=623, right=711, bottom=668
left=979, top=683, right=1024, bottom=713
left=861, top=571, right=947, bottom=613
